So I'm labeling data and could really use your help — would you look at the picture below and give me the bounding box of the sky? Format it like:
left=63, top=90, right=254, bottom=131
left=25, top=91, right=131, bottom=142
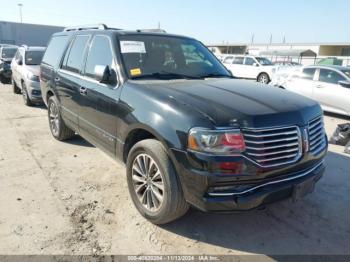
left=0, top=0, right=349, bottom=44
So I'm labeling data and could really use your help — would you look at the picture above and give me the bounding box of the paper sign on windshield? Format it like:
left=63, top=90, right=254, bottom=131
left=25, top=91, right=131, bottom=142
left=120, top=41, right=146, bottom=53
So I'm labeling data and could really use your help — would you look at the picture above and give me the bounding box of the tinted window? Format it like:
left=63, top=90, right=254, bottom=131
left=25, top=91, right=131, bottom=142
left=319, top=69, right=345, bottom=84
left=232, top=57, right=244, bottom=64
left=62, top=35, right=90, bottom=73
left=42, top=35, right=69, bottom=67
left=301, top=68, right=316, bottom=80
left=244, top=57, right=256, bottom=66
left=85, top=36, right=114, bottom=78
left=256, top=57, right=273, bottom=66
left=25, top=51, right=45, bottom=65
left=341, top=69, right=350, bottom=78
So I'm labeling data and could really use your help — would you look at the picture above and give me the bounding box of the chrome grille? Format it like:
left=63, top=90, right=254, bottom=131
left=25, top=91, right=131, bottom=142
left=308, top=117, right=326, bottom=154
left=242, top=126, right=301, bottom=167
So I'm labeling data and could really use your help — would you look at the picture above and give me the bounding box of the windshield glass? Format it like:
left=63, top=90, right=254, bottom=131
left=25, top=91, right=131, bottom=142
left=256, top=57, right=273, bottom=66
left=1, top=48, right=17, bottom=59
left=341, top=69, right=350, bottom=78
left=119, top=35, right=231, bottom=80
left=25, top=50, right=45, bottom=65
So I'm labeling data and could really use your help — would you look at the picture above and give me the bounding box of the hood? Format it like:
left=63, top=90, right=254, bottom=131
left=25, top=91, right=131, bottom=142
left=25, top=65, right=40, bottom=76
left=137, top=79, right=322, bottom=128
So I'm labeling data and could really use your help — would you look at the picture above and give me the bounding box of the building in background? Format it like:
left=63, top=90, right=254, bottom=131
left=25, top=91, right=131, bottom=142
left=0, top=21, right=63, bottom=46
left=208, top=42, right=350, bottom=66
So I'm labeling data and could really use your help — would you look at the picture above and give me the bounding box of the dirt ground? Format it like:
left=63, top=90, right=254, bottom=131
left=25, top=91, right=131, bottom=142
left=0, top=82, right=350, bottom=256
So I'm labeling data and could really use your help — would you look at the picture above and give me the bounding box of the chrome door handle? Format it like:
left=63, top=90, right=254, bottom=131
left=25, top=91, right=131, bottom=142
left=79, top=86, right=87, bottom=95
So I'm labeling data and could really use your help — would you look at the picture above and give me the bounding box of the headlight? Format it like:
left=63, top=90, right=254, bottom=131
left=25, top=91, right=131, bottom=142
left=188, top=128, right=246, bottom=155
left=27, top=73, right=39, bottom=82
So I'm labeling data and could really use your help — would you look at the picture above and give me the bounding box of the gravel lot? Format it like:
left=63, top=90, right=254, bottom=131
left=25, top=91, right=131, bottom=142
left=0, top=82, right=350, bottom=256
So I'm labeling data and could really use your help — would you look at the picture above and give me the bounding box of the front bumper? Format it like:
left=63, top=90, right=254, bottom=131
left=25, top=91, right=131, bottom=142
left=26, top=80, right=43, bottom=102
left=171, top=146, right=326, bottom=212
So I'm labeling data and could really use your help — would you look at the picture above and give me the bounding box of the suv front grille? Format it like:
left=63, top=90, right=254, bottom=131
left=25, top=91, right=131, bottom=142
left=308, top=117, right=326, bottom=154
left=242, top=126, right=301, bottom=167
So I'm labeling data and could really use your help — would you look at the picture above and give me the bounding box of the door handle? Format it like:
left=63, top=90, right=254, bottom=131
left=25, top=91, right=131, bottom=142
left=54, top=77, right=60, bottom=82
left=316, top=84, right=324, bottom=88
left=79, top=86, right=87, bottom=95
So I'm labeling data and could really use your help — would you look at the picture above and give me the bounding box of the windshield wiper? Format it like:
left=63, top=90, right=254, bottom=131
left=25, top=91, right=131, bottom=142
left=200, top=73, right=234, bottom=79
left=131, top=71, right=202, bottom=80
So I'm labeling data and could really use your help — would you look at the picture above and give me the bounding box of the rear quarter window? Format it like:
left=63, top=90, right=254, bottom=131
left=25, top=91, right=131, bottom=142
left=42, top=35, right=69, bottom=67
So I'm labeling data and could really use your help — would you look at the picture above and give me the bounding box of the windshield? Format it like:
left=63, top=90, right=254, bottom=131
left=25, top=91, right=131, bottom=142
left=341, top=69, right=350, bottom=78
left=256, top=57, right=273, bottom=66
left=119, top=35, right=231, bottom=80
left=1, top=48, right=17, bottom=59
left=25, top=50, right=45, bottom=65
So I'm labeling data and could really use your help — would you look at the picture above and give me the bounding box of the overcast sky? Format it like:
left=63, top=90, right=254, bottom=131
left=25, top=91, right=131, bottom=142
left=1, top=0, right=349, bottom=44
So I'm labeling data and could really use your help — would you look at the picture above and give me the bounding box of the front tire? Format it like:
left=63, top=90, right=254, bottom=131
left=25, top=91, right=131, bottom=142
left=47, top=96, right=75, bottom=141
left=13, top=79, right=21, bottom=94
left=126, top=139, right=189, bottom=224
left=22, top=82, right=33, bottom=106
left=257, top=73, right=270, bottom=84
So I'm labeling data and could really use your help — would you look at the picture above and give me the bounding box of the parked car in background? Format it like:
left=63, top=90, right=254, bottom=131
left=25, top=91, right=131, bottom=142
left=40, top=24, right=327, bottom=224
left=274, top=61, right=302, bottom=67
left=277, top=65, right=350, bottom=116
left=11, top=46, right=45, bottom=106
left=0, top=45, right=18, bottom=83
left=223, top=55, right=277, bottom=84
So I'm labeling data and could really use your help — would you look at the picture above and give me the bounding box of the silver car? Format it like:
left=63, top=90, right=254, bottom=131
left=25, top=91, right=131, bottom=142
left=11, top=46, right=46, bottom=106
left=281, top=65, right=350, bottom=117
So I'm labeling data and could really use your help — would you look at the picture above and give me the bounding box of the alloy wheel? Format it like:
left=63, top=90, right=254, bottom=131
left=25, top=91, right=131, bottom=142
left=49, top=102, right=60, bottom=137
left=132, top=153, right=165, bottom=212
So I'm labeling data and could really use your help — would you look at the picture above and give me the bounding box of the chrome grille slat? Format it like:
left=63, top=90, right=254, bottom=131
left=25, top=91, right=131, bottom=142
left=242, top=126, right=301, bottom=167
left=308, top=116, right=326, bottom=154
left=243, top=131, right=298, bottom=138
left=246, top=142, right=299, bottom=151
left=245, top=136, right=299, bottom=144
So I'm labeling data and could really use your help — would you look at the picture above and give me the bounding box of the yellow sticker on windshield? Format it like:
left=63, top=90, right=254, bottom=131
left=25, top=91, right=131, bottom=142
left=130, top=68, right=142, bottom=76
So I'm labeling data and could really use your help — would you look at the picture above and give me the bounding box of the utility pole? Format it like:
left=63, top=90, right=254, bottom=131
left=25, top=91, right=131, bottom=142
left=18, top=3, right=23, bottom=23
left=17, top=3, right=23, bottom=45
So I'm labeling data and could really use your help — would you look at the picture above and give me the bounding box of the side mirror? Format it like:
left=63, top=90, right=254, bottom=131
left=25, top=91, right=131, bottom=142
left=18, top=59, right=23, bottom=65
left=94, top=65, right=116, bottom=85
left=253, top=63, right=259, bottom=67
left=338, top=80, right=350, bottom=88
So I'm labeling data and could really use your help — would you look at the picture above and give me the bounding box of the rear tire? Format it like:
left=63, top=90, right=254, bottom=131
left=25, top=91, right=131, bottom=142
left=257, top=73, right=270, bottom=84
left=126, top=139, right=189, bottom=224
left=13, top=79, right=21, bottom=94
left=47, top=96, right=75, bottom=141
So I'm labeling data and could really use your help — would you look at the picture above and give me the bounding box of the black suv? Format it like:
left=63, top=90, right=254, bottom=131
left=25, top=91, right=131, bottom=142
left=40, top=24, right=327, bottom=224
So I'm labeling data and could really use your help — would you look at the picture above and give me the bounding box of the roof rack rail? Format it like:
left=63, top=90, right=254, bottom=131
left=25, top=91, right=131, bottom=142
left=136, top=29, right=167, bottom=33
left=63, top=23, right=108, bottom=32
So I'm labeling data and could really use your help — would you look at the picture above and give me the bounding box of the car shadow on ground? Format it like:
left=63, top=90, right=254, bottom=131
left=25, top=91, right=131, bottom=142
left=65, top=136, right=95, bottom=148
left=161, top=151, right=350, bottom=255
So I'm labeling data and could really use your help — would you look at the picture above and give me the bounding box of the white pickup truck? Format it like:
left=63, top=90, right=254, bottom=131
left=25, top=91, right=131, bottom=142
left=223, top=55, right=277, bottom=84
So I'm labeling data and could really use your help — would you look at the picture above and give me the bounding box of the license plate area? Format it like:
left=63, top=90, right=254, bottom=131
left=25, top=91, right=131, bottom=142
left=292, top=177, right=315, bottom=201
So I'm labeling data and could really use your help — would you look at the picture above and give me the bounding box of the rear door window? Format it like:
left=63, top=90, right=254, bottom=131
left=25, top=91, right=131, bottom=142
left=244, top=57, right=256, bottom=66
left=42, top=35, right=69, bottom=67
left=232, top=57, right=244, bottom=64
left=301, top=68, right=316, bottom=80
left=62, top=35, right=90, bottom=74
